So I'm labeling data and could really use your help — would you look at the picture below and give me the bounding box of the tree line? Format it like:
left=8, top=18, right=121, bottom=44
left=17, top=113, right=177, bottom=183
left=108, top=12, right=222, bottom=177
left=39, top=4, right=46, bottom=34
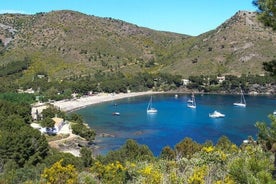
left=187, top=74, right=275, bottom=93
left=3, top=71, right=274, bottom=104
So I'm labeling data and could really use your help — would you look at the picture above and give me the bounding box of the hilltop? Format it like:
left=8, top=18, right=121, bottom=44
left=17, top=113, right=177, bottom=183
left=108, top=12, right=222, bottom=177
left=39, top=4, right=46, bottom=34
left=163, top=11, right=276, bottom=77
left=0, top=10, right=275, bottom=82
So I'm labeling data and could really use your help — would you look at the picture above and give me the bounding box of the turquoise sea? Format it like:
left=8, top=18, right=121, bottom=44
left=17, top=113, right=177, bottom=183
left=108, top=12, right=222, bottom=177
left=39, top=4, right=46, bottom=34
left=75, top=94, right=276, bottom=156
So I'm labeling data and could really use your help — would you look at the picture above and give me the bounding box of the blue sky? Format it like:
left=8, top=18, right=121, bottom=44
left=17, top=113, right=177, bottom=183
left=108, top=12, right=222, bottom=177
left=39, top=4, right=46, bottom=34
left=0, top=0, right=256, bottom=36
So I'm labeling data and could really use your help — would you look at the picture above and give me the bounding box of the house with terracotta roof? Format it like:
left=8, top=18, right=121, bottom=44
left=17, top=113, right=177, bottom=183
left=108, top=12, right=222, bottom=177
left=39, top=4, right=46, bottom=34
left=39, top=117, right=65, bottom=134
left=52, top=117, right=65, bottom=133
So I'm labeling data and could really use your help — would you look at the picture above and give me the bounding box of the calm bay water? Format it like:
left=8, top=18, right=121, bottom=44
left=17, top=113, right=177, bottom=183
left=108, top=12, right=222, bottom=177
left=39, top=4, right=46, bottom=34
left=75, top=94, right=276, bottom=156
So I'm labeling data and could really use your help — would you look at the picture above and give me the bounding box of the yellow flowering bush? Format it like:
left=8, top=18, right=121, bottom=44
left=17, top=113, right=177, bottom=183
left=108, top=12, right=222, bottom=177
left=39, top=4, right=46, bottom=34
left=41, top=159, right=78, bottom=184
left=125, top=161, right=138, bottom=180
left=91, top=161, right=127, bottom=183
left=199, top=146, right=228, bottom=164
left=139, top=163, right=163, bottom=184
left=188, top=165, right=208, bottom=184
left=230, top=144, right=239, bottom=153
left=167, top=170, right=185, bottom=184
left=202, top=146, right=214, bottom=153
left=214, top=176, right=235, bottom=184
left=217, top=150, right=227, bottom=162
left=244, top=144, right=255, bottom=155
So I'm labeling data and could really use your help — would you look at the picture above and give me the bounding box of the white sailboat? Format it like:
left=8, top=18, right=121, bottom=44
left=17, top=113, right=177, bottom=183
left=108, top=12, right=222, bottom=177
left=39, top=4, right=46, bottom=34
left=112, top=101, right=120, bottom=116
left=233, top=90, right=246, bottom=107
left=187, top=93, right=196, bottom=108
left=112, top=112, right=120, bottom=116
left=147, top=96, right=157, bottom=113
left=209, top=110, right=225, bottom=118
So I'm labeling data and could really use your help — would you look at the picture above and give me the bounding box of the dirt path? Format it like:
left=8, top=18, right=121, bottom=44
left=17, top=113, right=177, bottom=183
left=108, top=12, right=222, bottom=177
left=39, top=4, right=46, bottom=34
left=48, top=133, right=78, bottom=149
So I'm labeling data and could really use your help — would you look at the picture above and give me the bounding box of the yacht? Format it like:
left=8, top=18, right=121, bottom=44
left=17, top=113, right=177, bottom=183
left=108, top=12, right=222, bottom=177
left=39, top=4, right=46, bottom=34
left=209, top=110, right=225, bottom=118
left=147, top=96, right=157, bottom=114
left=187, top=93, right=196, bottom=108
left=112, top=112, right=120, bottom=116
left=233, top=90, right=246, bottom=107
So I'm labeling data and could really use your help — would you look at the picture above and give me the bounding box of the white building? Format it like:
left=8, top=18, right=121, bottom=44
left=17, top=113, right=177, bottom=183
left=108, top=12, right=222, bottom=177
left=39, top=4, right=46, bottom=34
left=52, top=117, right=65, bottom=133
left=217, top=76, right=225, bottom=83
left=182, top=79, right=190, bottom=86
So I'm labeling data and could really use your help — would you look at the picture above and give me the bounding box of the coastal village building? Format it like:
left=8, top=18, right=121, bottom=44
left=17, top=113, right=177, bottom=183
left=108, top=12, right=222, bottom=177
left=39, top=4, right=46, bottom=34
left=217, top=76, right=226, bottom=83
left=31, top=117, right=66, bottom=135
left=52, top=117, right=65, bottom=133
left=182, top=79, right=190, bottom=86
left=31, top=103, right=48, bottom=120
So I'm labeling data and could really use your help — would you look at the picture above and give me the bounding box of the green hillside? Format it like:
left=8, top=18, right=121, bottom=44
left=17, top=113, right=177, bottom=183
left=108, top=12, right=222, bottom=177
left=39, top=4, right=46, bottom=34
left=0, top=10, right=275, bottom=83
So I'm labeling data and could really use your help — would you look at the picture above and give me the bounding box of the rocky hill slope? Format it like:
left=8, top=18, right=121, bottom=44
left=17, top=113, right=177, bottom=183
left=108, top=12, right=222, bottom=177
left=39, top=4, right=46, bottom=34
left=0, top=10, right=275, bottom=81
left=161, top=11, right=276, bottom=77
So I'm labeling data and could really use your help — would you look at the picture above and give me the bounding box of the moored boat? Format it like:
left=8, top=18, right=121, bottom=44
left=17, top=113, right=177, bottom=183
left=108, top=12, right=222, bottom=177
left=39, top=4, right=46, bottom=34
left=112, top=112, right=120, bottom=116
left=209, top=110, right=225, bottom=118
left=147, top=96, right=157, bottom=114
left=233, top=90, right=246, bottom=107
left=187, top=93, right=196, bottom=109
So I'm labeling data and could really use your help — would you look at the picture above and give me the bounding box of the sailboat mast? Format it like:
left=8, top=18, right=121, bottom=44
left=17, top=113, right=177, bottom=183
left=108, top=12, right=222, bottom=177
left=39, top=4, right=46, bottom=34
left=148, top=96, right=152, bottom=110
left=242, top=91, right=246, bottom=104
left=240, top=91, right=242, bottom=103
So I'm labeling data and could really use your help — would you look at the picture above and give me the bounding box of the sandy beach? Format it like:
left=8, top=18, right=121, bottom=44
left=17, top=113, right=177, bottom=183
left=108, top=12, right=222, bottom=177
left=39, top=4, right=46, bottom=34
left=31, top=91, right=161, bottom=157
left=51, top=91, right=161, bottom=112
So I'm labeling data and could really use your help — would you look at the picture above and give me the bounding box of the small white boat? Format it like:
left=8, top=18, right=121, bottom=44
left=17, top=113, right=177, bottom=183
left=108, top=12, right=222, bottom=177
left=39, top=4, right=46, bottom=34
left=187, top=93, right=196, bottom=109
left=273, top=110, right=276, bottom=116
left=112, top=112, right=120, bottom=116
left=147, top=108, right=157, bottom=113
left=147, top=96, right=157, bottom=114
left=209, top=110, right=225, bottom=118
left=233, top=90, right=246, bottom=107
left=112, top=102, right=120, bottom=116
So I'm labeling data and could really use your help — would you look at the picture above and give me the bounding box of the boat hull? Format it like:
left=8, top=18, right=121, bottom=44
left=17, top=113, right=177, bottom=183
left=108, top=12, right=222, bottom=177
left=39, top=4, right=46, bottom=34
left=147, top=108, right=157, bottom=113
left=209, top=111, right=225, bottom=118
left=209, top=114, right=225, bottom=118
left=112, top=112, right=120, bottom=116
left=187, top=104, right=196, bottom=109
left=233, top=103, right=246, bottom=107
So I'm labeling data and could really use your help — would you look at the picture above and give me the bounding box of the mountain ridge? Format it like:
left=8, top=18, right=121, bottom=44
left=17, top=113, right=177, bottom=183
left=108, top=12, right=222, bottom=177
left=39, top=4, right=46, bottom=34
left=0, top=10, right=275, bottom=82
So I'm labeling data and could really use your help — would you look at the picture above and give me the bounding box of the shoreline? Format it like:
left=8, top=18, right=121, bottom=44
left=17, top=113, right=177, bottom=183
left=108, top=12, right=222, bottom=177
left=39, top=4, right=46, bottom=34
left=33, top=90, right=275, bottom=157
left=32, top=90, right=275, bottom=118
left=51, top=91, right=162, bottom=112
left=49, top=90, right=275, bottom=113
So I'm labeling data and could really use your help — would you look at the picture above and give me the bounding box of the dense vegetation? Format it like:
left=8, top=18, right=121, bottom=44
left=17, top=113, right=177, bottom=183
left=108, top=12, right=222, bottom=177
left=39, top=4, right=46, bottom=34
left=187, top=74, right=275, bottom=93
left=68, top=113, right=96, bottom=142
left=1, top=67, right=274, bottom=106
left=0, top=94, right=275, bottom=183
left=0, top=71, right=183, bottom=102
left=0, top=57, right=30, bottom=77
left=0, top=92, right=35, bottom=104
left=263, top=60, right=276, bottom=76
